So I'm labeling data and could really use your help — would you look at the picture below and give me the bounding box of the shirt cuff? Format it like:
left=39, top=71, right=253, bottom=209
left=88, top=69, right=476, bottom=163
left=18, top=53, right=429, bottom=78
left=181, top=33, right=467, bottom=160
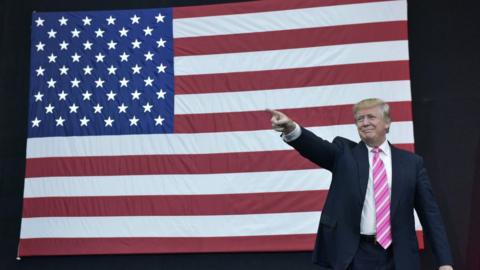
left=282, top=123, right=301, bottom=142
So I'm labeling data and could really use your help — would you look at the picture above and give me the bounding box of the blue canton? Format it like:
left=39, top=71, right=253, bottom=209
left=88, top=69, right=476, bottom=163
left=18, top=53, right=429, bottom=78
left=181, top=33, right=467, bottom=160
left=28, top=8, right=174, bottom=138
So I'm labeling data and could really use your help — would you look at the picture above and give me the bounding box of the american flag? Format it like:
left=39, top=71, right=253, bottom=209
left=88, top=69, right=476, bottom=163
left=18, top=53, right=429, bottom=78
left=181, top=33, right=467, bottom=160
left=20, top=0, right=422, bottom=256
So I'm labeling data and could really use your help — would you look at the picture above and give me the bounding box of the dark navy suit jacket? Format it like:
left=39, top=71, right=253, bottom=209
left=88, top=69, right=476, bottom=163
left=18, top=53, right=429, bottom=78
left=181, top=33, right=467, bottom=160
left=288, top=127, right=453, bottom=270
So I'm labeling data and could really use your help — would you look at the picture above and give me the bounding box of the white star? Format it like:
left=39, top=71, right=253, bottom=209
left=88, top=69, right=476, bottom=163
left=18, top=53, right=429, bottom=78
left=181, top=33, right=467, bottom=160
left=155, top=12, right=165, bottom=23
left=45, top=103, right=55, bottom=113
left=83, top=40, right=93, bottom=50
left=31, top=117, right=41, bottom=127
left=119, top=27, right=129, bottom=37
left=106, top=90, right=117, bottom=100
left=71, top=52, right=81, bottom=62
left=71, top=28, right=81, bottom=38
left=48, top=53, right=57, bottom=63
left=156, top=89, right=167, bottom=99
left=129, top=116, right=139, bottom=126
left=35, top=41, right=45, bottom=51
left=106, top=16, right=116, bottom=25
left=104, top=117, right=114, bottom=127
left=55, top=116, right=66, bottom=126
left=130, top=14, right=140, bottom=24
left=131, top=90, right=141, bottom=100
left=154, top=115, right=165, bottom=126
left=59, top=40, right=69, bottom=50
left=95, top=28, right=105, bottom=37
left=35, top=17, right=45, bottom=27
left=131, top=64, right=142, bottom=74
left=95, top=52, right=105, bottom=62
left=69, top=103, right=79, bottom=113
left=34, top=91, right=44, bottom=102
left=119, top=77, right=129, bottom=87
left=119, top=52, right=129, bottom=62
left=156, top=38, right=166, bottom=48
left=95, top=77, right=105, bottom=88
left=35, top=66, right=45, bottom=76
left=156, top=63, right=167, bottom=73
left=59, top=65, right=69, bottom=75
left=144, top=51, right=154, bottom=61
left=83, top=65, right=93, bottom=75
left=47, top=78, right=56, bottom=88
left=107, top=65, right=117, bottom=75
left=80, top=116, right=90, bottom=126
left=143, top=26, right=153, bottom=36
left=82, top=90, right=92, bottom=101
left=47, top=29, right=57, bottom=38
left=93, top=103, right=103, bottom=113
left=71, top=77, right=81, bottom=88
left=118, top=103, right=128, bottom=113
left=107, top=40, right=117, bottom=50
left=82, top=16, right=92, bottom=26
left=131, top=39, right=141, bottom=49
left=143, top=102, right=153, bottom=112
left=58, top=90, right=68, bottom=100
left=144, top=76, right=154, bottom=87
left=58, top=16, right=68, bottom=26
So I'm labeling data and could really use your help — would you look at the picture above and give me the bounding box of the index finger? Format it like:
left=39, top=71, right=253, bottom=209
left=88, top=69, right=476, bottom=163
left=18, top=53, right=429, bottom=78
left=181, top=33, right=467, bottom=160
left=266, top=108, right=281, bottom=118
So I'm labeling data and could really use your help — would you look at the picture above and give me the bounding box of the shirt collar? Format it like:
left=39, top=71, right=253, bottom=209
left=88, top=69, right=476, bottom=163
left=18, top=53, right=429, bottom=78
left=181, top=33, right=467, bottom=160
left=365, top=140, right=390, bottom=157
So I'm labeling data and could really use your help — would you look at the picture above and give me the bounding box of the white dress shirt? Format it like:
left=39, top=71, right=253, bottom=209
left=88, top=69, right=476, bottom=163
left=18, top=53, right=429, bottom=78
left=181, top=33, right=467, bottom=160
left=361, top=140, right=392, bottom=235
left=282, top=124, right=392, bottom=235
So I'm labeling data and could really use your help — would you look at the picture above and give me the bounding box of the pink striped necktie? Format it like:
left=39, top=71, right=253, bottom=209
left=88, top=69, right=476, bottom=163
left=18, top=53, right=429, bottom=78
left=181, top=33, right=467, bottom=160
left=372, top=147, right=392, bottom=249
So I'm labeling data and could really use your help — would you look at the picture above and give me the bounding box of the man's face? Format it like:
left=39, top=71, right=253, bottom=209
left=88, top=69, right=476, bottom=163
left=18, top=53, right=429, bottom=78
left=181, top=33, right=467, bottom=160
left=355, top=106, right=390, bottom=147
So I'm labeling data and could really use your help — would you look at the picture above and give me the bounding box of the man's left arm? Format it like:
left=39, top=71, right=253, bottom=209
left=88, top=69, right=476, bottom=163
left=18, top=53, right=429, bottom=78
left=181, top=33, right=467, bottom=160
left=414, top=156, right=453, bottom=269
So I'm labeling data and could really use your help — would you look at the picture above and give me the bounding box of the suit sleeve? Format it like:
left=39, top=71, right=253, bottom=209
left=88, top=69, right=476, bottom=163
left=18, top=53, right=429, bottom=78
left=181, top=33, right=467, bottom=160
left=287, top=127, right=340, bottom=172
left=414, top=156, right=453, bottom=267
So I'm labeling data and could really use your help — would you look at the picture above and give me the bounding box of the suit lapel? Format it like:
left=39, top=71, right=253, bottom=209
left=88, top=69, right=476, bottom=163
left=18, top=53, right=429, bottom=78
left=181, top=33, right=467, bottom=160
left=353, top=142, right=369, bottom=201
left=389, top=143, right=403, bottom=217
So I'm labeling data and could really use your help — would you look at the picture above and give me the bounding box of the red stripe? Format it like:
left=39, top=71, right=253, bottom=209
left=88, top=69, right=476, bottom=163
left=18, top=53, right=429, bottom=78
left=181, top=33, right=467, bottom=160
left=173, top=0, right=387, bottom=19
left=174, top=21, right=407, bottom=56
left=25, top=143, right=414, bottom=178
left=25, top=150, right=318, bottom=178
left=18, top=234, right=317, bottom=256
left=18, top=231, right=425, bottom=256
left=175, top=61, right=410, bottom=94
left=22, top=190, right=327, bottom=217
left=174, top=101, right=413, bottom=133
left=394, top=143, right=414, bottom=153
left=417, top=230, right=424, bottom=250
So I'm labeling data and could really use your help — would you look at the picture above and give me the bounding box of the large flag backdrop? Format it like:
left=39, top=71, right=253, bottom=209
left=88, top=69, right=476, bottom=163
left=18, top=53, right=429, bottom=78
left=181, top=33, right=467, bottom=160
left=19, top=0, right=422, bottom=256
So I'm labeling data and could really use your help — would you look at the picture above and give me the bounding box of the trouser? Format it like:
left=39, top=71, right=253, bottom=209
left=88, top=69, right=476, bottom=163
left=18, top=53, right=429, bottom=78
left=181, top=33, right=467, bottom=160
left=346, top=238, right=394, bottom=270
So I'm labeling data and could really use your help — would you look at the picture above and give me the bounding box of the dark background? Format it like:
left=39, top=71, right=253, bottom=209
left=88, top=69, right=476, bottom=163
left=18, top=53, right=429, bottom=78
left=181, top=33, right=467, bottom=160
left=1, top=0, right=479, bottom=269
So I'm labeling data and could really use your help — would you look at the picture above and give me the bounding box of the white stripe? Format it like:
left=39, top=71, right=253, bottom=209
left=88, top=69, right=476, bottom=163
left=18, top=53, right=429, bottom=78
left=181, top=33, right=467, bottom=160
left=20, top=211, right=321, bottom=238
left=373, top=167, right=387, bottom=185
left=174, top=41, right=408, bottom=76
left=374, top=182, right=389, bottom=202
left=376, top=202, right=390, bottom=218
left=175, top=80, right=412, bottom=114
left=376, top=226, right=391, bottom=240
left=414, top=210, right=422, bottom=230
left=376, top=211, right=390, bottom=227
left=24, top=169, right=332, bottom=198
left=372, top=156, right=383, bottom=171
left=173, top=1, right=407, bottom=38
left=26, top=121, right=414, bottom=158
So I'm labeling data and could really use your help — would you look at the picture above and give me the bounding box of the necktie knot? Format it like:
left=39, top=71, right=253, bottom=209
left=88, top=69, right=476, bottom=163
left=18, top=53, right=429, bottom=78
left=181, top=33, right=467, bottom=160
left=372, top=147, right=381, bottom=154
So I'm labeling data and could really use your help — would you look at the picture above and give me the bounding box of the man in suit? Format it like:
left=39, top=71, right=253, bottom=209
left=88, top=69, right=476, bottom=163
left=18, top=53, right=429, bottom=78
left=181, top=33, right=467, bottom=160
left=268, top=98, right=453, bottom=270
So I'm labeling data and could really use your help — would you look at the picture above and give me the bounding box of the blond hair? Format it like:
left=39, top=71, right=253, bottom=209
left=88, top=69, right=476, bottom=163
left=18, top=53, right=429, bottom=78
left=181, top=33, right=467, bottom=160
left=353, top=98, right=391, bottom=124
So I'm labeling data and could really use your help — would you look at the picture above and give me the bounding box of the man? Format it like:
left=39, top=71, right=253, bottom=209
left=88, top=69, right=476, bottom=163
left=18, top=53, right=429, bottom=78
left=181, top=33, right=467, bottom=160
left=268, top=98, right=453, bottom=270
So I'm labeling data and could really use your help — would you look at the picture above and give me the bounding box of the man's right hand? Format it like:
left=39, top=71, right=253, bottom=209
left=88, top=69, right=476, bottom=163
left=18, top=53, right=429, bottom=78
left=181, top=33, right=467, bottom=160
left=267, top=109, right=296, bottom=134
